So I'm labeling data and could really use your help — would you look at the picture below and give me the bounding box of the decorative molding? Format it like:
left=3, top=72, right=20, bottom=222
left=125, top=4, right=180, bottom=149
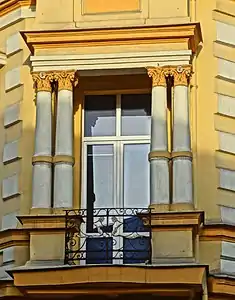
left=0, top=6, right=35, bottom=31
left=8, top=264, right=207, bottom=296
left=147, top=67, right=166, bottom=87
left=0, top=0, right=36, bottom=17
left=53, top=155, right=75, bottom=165
left=0, top=229, right=29, bottom=251
left=147, top=65, right=192, bottom=87
left=17, top=214, right=70, bottom=230
left=32, top=72, right=54, bottom=92
left=148, top=151, right=171, bottom=160
left=53, top=71, right=78, bottom=91
left=22, top=23, right=202, bottom=54
left=30, top=50, right=192, bottom=73
left=171, top=151, right=192, bottom=159
left=32, top=155, right=53, bottom=164
left=170, top=65, right=192, bottom=86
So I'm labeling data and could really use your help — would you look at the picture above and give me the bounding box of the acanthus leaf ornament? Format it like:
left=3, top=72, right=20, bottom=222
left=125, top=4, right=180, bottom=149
left=32, top=72, right=54, bottom=92
left=147, top=67, right=167, bottom=87
left=53, top=71, right=79, bottom=91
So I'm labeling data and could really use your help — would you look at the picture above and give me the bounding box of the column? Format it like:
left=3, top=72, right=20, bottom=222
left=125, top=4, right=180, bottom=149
left=172, top=65, right=193, bottom=204
left=147, top=67, right=170, bottom=207
left=53, top=71, right=78, bottom=208
left=31, top=72, right=53, bottom=208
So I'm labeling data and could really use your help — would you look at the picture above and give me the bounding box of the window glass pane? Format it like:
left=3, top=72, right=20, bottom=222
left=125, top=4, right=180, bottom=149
left=121, top=94, right=151, bottom=136
left=123, top=144, right=150, bottom=208
left=86, top=145, right=114, bottom=209
left=84, top=95, right=116, bottom=137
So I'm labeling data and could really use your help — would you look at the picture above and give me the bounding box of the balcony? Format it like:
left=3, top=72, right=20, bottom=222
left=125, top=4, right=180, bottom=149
left=64, top=208, right=152, bottom=265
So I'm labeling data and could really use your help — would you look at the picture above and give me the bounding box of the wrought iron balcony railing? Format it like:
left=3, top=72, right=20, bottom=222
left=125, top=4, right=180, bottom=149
left=64, top=208, right=152, bottom=265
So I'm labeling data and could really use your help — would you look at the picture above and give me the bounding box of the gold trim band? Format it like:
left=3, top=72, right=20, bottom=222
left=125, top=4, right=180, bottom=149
left=53, top=155, right=75, bottom=165
left=148, top=151, right=171, bottom=161
left=32, top=155, right=53, bottom=164
left=171, top=151, right=192, bottom=159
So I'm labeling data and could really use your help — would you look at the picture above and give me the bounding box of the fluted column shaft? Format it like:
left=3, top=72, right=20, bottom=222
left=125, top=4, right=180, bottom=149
left=147, top=68, right=170, bottom=206
left=53, top=71, right=78, bottom=208
left=32, top=72, right=53, bottom=208
left=171, top=66, right=193, bottom=204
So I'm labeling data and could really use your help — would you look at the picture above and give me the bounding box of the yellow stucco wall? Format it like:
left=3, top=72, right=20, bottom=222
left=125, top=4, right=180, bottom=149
left=1, top=0, right=235, bottom=281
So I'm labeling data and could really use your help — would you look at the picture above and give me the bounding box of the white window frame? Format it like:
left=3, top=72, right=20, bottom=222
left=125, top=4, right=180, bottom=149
left=80, top=92, right=151, bottom=264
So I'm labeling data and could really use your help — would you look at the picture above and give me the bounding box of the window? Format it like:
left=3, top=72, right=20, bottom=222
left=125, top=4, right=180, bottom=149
left=81, top=94, right=151, bottom=264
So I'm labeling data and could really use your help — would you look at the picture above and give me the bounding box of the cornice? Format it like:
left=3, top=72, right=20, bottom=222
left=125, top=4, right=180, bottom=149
left=0, top=0, right=36, bottom=17
left=0, top=228, right=29, bottom=250
left=17, top=214, right=82, bottom=230
left=21, top=23, right=202, bottom=54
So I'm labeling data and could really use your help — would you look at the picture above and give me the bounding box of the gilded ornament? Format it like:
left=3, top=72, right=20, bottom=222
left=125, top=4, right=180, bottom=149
left=53, top=71, right=79, bottom=91
left=146, top=67, right=167, bottom=87
left=32, top=72, right=54, bottom=92
left=170, top=65, right=192, bottom=86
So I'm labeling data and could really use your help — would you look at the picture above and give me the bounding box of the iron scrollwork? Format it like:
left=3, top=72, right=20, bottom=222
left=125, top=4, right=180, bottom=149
left=64, top=208, right=152, bottom=265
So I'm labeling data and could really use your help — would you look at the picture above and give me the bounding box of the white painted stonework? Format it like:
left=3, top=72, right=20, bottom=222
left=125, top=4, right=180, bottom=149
left=30, top=50, right=192, bottom=73
left=220, top=205, right=235, bottom=225
left=3, top=140, right=20, bottom=164
left=5, top=67, right=21, bottom=91
left=151, top=86, right=168, bottom=151
left=218, top=94, right=235, bottom=118
left=149, top=85, right=169, bottom=205
left=216, top=21, right=235, bottom=46
left=34, top=91, right=52, bottom=156
left=150, top=159, right=169, bottom=205
left=219, top=168, right=235, bottom=191
left=54, top=89, right=73, bottom=208
left=218, top=58, right=235, bottom=81
left=221, top=241, right=235, bottom=273
left=173, top=158, right=193, bottom=204
left=32, top=90, right=52, bottom=208
left=222, top=241, right=235, bottom=259
left=219, top=131, right=235, bottom=154
left=2, top=174, right=19, bottom=200
left=6, top=33, right=22, bottom=56
left=32, top=164, right=52, bottom=208
left=1, top=211, right=18, bottom=230
left=2, top=247, right=14, bottom=264
left=0, top=6, right=35, bottom=31
left=54, top=164, right=73, bottom=208
left=4, top=102, right=21, bottom=127
left=221, top=258, right=235, bottom=274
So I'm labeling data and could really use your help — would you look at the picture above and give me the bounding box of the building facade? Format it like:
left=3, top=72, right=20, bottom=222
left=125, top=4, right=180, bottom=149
left=0, top=0, right=235, bottom=299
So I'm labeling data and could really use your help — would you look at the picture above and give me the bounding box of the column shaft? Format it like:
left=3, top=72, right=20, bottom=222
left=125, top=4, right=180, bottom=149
left=53, top=71, right=78, bottom=208
left=172, top=66, right=193, bottom=205
left=32, top=73, right=53, bottom=208
left=147, top=68, right=170, bottom=206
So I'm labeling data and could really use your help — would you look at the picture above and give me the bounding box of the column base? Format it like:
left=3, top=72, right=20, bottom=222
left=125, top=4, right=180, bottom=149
left=145, top=210, right=204, bottom=263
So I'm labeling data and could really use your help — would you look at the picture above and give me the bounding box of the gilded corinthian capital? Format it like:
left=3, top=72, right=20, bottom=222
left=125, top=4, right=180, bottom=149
left=147, top=67, right=167, bottom=87
left=165, top=65, right=192, bottom=86
left=32, top=72, right=54, bottom=92
left=53, top=71, right=79, bottom=91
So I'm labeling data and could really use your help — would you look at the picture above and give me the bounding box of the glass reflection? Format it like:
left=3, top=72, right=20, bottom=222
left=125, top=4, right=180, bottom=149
left=85, top=95, right=116, bottom=137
